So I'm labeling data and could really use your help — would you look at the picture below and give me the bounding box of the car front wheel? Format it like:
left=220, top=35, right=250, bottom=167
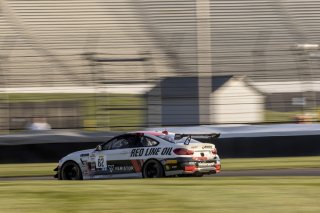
left=60, top=161, right=83, bottom=180
left=142, top=160, right=164, bottom=178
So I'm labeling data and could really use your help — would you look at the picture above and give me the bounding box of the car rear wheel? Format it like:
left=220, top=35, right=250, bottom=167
left=60, top=161, right=82, bottom=180
left=193, top=173, right=204, bottom=177
left=142, top=160, right=164, bottom=178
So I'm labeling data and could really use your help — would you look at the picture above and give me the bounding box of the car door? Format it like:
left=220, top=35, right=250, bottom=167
left=93, top=134, right=141, bottom=177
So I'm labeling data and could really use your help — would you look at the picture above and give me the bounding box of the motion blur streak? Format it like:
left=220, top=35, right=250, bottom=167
left=0, top=0, right=320, bottom=132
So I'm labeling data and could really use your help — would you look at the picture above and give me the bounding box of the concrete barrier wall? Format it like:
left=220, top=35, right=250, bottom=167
left=0, top=142, right=101, bottom=163
left=0, top=127, right=319, bottom=163
left=0, top=130, right=116, bottom=163
left=213, top=135, right=320, bottom=158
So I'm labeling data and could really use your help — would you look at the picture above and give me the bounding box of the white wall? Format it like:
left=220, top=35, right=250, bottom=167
left=210, top=79, right=264, bottom=124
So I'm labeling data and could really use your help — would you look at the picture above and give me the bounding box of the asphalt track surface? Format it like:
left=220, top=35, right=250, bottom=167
left=0, top=168, right=319, bottom=181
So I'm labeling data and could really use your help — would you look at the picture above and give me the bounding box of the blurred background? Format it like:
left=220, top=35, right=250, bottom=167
left=1, top=0, right=320, bottom=132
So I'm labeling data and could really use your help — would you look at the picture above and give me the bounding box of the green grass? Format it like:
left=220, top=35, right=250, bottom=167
left=264, top=109, right=320, bottom=123
left=0, top=163, right=56, bottom=177
left=222, top=156, right=320, bottom=170
left=0, top=177, right=319, bottom=213
left=1, top=156, right=320, bottom=178
left=1, top=157, right=320, bottom=213
left=264, top=110, right=300, bottom=123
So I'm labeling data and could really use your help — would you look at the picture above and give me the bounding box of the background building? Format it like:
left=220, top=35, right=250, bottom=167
left=146, top=76, right=264, bottom=126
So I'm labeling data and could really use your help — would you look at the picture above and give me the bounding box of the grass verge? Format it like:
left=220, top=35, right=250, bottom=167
left=0, top=156, right=319, bottom=178
left=0, top=177, right=319, bottom=213
left=222, top=156, right=320, bottom=170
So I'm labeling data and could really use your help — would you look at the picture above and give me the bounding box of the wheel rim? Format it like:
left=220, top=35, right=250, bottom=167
left=64, top=165, right=79, bottom=180
left=145, top=162, right=161, bottom=178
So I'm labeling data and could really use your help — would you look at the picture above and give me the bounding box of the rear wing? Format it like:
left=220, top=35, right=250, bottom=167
left=174, top=133, right=220, bottom=145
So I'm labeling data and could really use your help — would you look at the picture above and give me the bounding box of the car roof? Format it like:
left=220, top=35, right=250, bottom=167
left=131, top=131, right=166, bottom=136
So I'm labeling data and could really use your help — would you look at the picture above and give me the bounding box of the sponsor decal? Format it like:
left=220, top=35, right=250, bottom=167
left=93, top=164, right=135, bottom=176
left=130, top=148, right=144, bottom=157
left=198, top=162, right=215, bottom=167
left=166, top=159, right=178, bottom=164
left=193, top=156, right=208, bottom=161
left=96, top=155, right=107, bottom=168
left=80, top=158, right=87, bottom=165
left=165, top=164, right=178, bottom=171
left=114, top=165, right=134, bottom=172
left=108, top=165, right=115, bottom=173
left=130, top=147, right=173, bottom=157
left=145, top=147, right=161, bottom=156
left=88, top=153, right=96, bottom=171
left=161, top=147, right=173, bottom=156
left=131, top=160, right=142, bottom=172
left=80, top=153, right=90, bottom=167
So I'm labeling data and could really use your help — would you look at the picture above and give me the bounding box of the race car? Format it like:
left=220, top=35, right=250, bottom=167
left=54, top=131, right=221, bottom=180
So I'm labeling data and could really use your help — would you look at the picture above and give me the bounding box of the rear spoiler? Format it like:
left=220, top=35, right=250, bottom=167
left=174, top=133, right=220, bottom=145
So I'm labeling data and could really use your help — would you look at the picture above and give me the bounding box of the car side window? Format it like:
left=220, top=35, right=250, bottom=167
left=111, top=138, right=129, bottom=149
left=141, top=136, right=159, bottom=147
left=103, top=137, right=129, bottom=150
left=103, top=138, right=116, bottom=150
left=103, top=135, right=142, bottom=150
left=127, top=135, right=144, bottom=148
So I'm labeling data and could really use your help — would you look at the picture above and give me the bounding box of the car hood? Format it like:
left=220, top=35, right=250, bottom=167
left=60, top=148, right=95, bottom=163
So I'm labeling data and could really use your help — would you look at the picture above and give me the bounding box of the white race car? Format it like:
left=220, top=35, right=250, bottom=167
left=54, top=131, right=221, bottom=180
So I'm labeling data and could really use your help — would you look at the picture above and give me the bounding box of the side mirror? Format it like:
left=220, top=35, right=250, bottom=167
left=96, top=145, right=102, bottom=151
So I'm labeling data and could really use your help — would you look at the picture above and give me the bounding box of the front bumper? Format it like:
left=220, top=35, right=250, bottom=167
left=53, top=165, right=59, bottom=179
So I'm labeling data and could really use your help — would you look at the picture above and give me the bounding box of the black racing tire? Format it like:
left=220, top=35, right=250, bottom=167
left=193, top=173, right=204, bottom=177
left=142, top=159, right=164, bottom=178
left=60, top=161, right=83, bottom=180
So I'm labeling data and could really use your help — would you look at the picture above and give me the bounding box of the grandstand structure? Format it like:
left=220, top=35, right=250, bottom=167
left=0, top=0, right=181, bottom=88
left=0, top=0, right=320, bottom=88
left=1, top=0, right=320, bottom=130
